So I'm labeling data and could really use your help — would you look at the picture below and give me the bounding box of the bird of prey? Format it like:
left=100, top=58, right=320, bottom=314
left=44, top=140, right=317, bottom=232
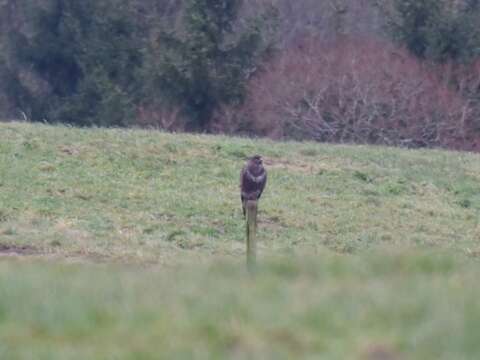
left=240, top=155, right=267, bottom=217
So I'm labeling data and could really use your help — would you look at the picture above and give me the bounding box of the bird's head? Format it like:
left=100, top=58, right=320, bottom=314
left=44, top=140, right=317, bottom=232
left=251, top=155, right=263, bottom=166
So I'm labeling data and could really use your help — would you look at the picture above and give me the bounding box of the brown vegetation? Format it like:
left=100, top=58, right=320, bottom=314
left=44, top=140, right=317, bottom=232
left=237, top=36, right=480, bottom=150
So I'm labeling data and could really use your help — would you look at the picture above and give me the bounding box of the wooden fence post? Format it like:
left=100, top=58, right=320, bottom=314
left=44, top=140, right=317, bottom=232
left=246, top=200, right=258, bottom=273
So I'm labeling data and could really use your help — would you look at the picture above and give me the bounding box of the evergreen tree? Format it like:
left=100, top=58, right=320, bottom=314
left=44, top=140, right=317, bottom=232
left=151, top=0, right=275, bottom=130
left=9, top=0, right=143, bottom=126
left=387, top=0, right=480, bottom=62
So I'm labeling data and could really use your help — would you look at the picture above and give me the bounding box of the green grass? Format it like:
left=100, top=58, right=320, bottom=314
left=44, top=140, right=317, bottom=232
left=1, top=254, right=480, bottom=359
left=1, top=122, right=480, bottom=359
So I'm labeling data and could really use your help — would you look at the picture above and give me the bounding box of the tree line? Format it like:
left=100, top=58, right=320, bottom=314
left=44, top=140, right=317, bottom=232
left=1, top=0, right=480, bottom=150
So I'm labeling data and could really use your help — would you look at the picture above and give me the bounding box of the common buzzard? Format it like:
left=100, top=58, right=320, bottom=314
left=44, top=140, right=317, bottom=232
left=240, top=155, right=267, bottom=217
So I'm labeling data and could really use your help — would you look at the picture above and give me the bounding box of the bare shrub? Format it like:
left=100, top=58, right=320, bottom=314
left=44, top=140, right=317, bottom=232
left=242, top=36, right=474, bottom=149
left=136, top=104, right=186, bottom=131
left=445, top=59, right=480, bottom=151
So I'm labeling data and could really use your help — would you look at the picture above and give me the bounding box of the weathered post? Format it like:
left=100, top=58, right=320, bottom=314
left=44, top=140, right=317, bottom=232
left=246, top=200, right=258, bottom=273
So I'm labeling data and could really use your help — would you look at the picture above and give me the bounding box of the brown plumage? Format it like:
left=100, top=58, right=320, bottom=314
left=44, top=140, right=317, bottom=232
left=240, top=155, right=267, bottom=217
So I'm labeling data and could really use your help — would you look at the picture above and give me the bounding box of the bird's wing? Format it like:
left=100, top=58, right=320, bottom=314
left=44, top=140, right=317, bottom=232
left=240, top=164, right=247, bottom=188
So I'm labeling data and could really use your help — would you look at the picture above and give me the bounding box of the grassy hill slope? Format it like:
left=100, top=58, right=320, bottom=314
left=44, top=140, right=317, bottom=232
left=2, top=122, right=480, bottom=262
left=1, top=122, right=480, bottom=359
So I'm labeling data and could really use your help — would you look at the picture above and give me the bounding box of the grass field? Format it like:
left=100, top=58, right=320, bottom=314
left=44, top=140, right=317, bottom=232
left=1, top=122, right=480, bottom=359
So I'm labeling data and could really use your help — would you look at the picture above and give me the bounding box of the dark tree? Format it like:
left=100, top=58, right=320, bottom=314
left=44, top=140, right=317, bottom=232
left=7, top=0, right=143, bottom=126
left=150, top=0, right=276, bottom=131
left=385, top=0, right=480, bottom=62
